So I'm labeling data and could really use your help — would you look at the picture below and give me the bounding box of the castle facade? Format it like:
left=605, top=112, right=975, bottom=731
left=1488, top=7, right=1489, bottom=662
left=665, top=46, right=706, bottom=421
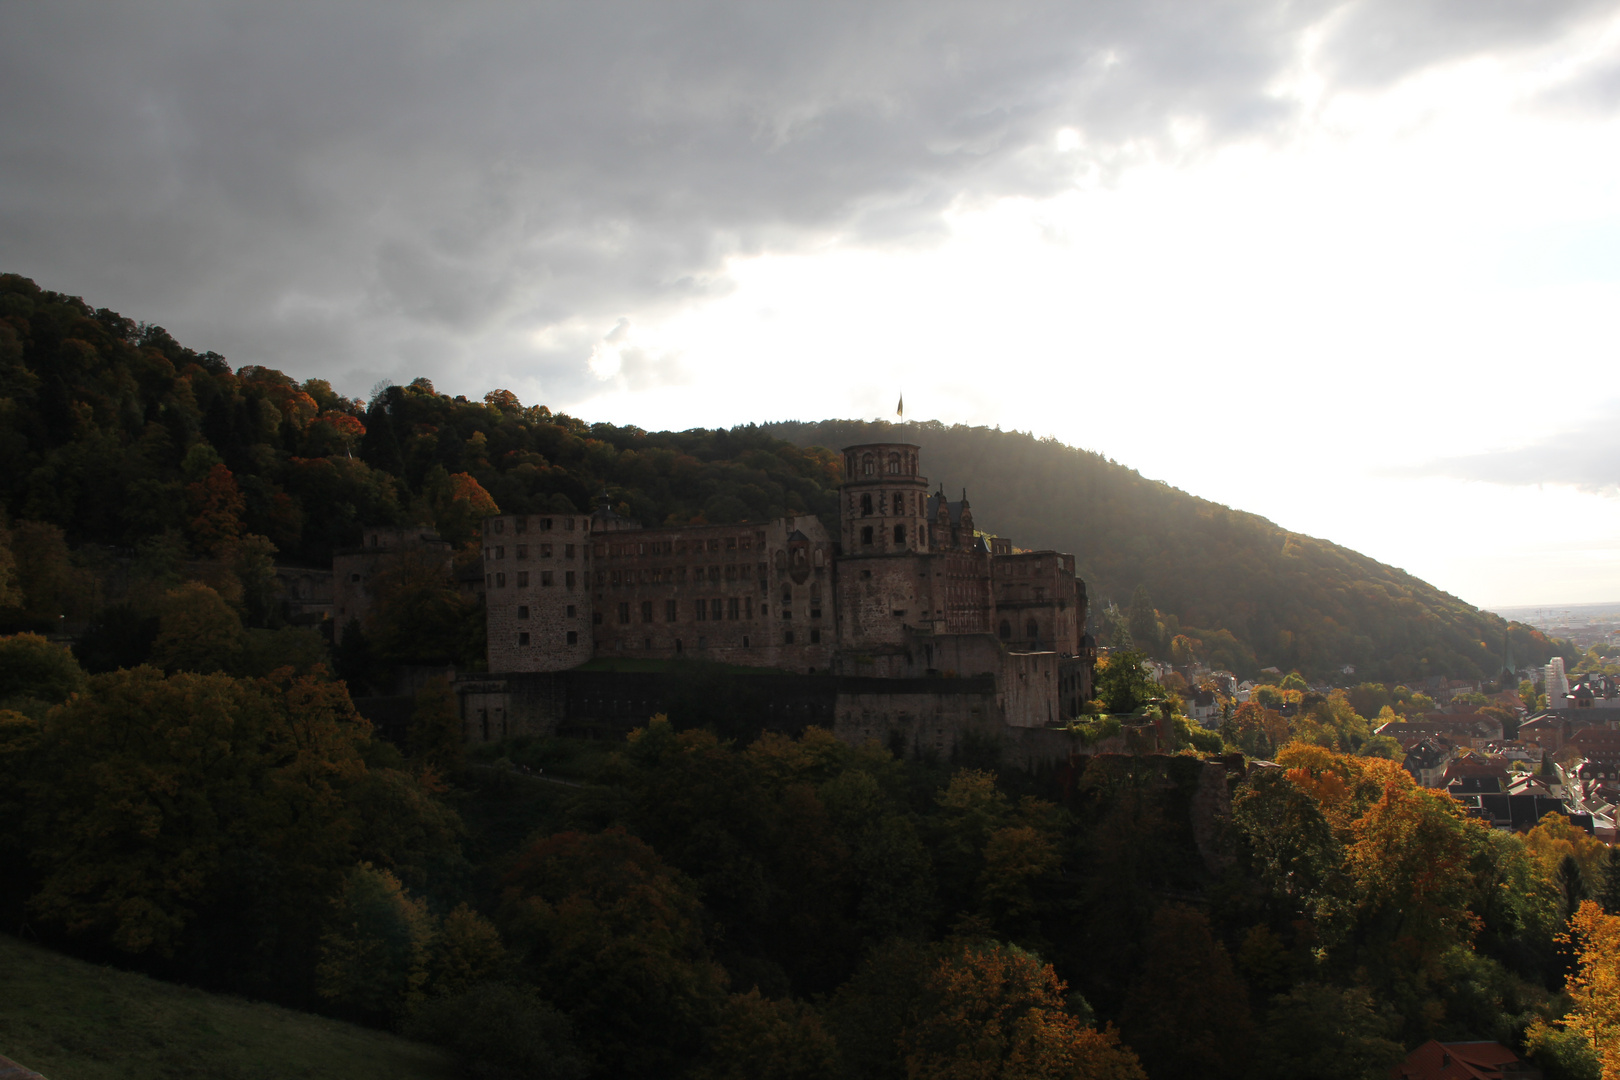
left=474, top=442, right=1094, bottom=743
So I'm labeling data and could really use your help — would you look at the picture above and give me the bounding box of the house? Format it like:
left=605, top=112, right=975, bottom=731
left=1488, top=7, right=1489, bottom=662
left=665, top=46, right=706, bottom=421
left=1391, top=1038, right=1539, bottom=1079
left=1404, top=737, right=1454, bottom=788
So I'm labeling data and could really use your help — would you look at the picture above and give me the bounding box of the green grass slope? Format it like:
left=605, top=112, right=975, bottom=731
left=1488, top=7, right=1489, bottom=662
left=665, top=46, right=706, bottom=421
left=0, top=935, right=454, bottom=1080
left=766, top=419, right=1565, bottom=682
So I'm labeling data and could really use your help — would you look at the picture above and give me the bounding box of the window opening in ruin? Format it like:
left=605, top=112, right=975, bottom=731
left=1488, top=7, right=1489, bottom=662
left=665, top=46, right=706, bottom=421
left=810, top=628, right=821, bottom=644
left=567, top=630, right=578, bottom=645
left=1027, top=619, right=1039, bottom=639
left=495, top=572, right=506, bottom=587
left=565, top=544, right=574, bottom=558
left=542, top=518, right=553, bottom=530
left=566, top=571, right=575, bottom=589
left=566, top=605, right=576, bottom=617
left=711, top=598, right=723, bottom=620
left=516, top=545, right=528, bottom=559
left=675, top=638, right=682, bottom=653
left=999, top=620, right=1011, bottom=640
left=642, top=601, right=653, bottom=622
left=894, top=524, right=906, bottom=544
left=861, top=526, right=873, bottom=545
left=782, top=585, right=792, bottom=603
left=517, top=571, right=529, bottom=586
left=784, top=630, right=794, bottom=644
left=618, top=602, right=630, bottom=623
left=726, top=536, right=736, bottom=550
left=495, top=546, right=505, bottom=559
left=518, top=605, right=529, bottom=619
left=495, top=521, right=505, bottom=533
left=665, top=599, right=678, bottom=621
left=515, top=518, right=526, bottom=534
left=518, top=632, right=530, bottom=646
left=888, top=453, right=900, bottom=474
left=862, top=455, right=874, bottom=476
left=696, top=600, right=707, bottom=621
left=594, top=612, right=603, bottom=624
left=743, top=636, right=749, bottom=648
left=860, top=493, right=872, bottom=516
left=727, top=597, right=740, bottom=620
left=892, top=493, right=903, bottom=514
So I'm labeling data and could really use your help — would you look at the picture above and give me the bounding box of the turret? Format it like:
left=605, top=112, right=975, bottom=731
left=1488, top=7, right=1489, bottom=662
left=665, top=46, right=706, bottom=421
left=839, top=443, right=931, bottom=555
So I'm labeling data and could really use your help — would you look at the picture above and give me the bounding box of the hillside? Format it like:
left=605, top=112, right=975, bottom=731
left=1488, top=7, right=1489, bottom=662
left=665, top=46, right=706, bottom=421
left=0, top=272, right=1565, bottom=681
left=0, top=934, right=454, bottom=1080
left=765, top=420, right=1565, bottom=683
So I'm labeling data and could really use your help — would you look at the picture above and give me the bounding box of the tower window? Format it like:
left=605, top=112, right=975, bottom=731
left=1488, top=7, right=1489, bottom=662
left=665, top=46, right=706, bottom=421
left=894, top=524, right=906, bottom=544
left=567, top=630, right=578, bottom=644
left=810, top=628, right=821, bottom=644
left=888, top=453, right=900, bottom=474
left=618, top=602, right=631, bottom=624
left=665, top=599, right=678, bottom=621
left=862, top=455, right=874, bottom=476
left=892, top=493, right=904, bottom=514
left=517, top=571, right=530, bottom=586
left=518, top=605, right=530, bottom=619
left=861, top=526, right=874, bottom=545
left=784, top=630, right=795, bottom=644
left=860, top=493, right=873, bottom=516
left=642, top=600, right=654, bottom=623
left=518, top=632, right=530, bottom=646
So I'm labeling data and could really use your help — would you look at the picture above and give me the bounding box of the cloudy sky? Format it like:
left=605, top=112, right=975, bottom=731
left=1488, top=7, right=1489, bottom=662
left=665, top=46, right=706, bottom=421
left=4, top=1, right=1619, bottom=611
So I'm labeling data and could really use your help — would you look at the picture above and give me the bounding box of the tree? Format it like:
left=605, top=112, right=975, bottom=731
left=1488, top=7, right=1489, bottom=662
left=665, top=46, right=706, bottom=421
left=150, top=581, right=244, bottom=674
left=1092, top=650, right=1160, bottom=714
left=1251, top=983, right=1404, bottom=1080
left=316, top=862, right=434, bottom=1023
left=693, top=989, right=840, bottom=1080
left=0, top=631, right=87, bottom=710
left=407, top=676, right=464, bottom=773
left=497, top=828, right=727, bottom=1079
left=408, top=982, right=589, bottom=1080
left=1119, top=904, right=1252, bottom=1080
left=899, top=940, right=1146, bottom=1080
left=1529, top=901, right=1620, bottom=1080
left=185, top=462, right=246, bottom=556
left=1126, top=586, right=1162, bottom=658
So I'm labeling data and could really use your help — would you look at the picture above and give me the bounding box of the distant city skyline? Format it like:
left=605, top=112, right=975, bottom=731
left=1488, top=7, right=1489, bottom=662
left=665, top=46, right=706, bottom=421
left=4, top=2, right=1618, bottom=610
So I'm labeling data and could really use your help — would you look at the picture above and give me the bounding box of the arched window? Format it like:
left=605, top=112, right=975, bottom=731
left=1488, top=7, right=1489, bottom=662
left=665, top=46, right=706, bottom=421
left=863, top=454, right=875, bottom=476
left=888, top=453, right=900, bottom=474
left=893, top=524, right=906, bottom=544
left=999, top=620, right=1011, bottom=641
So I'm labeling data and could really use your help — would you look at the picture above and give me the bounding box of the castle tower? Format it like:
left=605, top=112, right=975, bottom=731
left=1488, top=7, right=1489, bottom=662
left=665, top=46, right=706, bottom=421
left=839, top=443, right=931, bottom=555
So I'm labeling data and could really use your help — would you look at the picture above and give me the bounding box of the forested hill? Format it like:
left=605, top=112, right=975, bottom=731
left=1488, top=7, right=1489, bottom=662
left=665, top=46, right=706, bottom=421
left=766, top=420, right=1566, bottom=683
left=0, top=272, right=1562, bottom=681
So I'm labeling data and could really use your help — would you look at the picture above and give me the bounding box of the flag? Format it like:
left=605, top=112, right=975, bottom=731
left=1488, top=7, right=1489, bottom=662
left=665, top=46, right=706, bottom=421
left=897, top=392, right=904, bottom=418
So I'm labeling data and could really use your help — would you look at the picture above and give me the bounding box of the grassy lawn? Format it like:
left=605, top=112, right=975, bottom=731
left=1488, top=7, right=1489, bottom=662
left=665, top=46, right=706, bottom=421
left=0, top=935, right=456, bottom=1080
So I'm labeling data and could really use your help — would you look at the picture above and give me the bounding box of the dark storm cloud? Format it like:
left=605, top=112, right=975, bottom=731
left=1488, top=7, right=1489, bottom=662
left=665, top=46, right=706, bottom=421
left=1400, top=409, right=1620, bottom=493
left=2, top=0, right=1613, bottom=400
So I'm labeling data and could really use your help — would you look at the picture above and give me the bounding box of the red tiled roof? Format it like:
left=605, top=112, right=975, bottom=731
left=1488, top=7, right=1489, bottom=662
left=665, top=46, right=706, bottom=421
left=1392, top=1039, right=1524, bottom=1080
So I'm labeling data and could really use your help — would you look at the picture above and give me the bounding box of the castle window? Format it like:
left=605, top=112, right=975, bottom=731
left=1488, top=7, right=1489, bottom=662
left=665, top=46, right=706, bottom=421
left=743, top=636, right=750, bottom=647
left=1027, top=619, right=1039, bottom=639
left=618, top=602, right=631, bottom=624
left=485, top=574, right=492, bottom=589
left=893, top=524, right=906, bottom=544
left=566, top=571, right=576, bottom=589
left=517, top=571, right=530, bottom=587
left=709, top=566, right=720, bottom=582
left=594, top=611, right=603, bottom=625
left=708, top=538, right=721, bottom=552
left=999, top=620, right=1011, bottom=640
left=725, top=564, right=736, bottom=581
left=495, top=521, right=505, bottom=534
left=611, top=570, right=621, bottom=586
left=862, top=454, right=874, bottom=476
left=542, top=518, right=553, bottom=530
left=782, top=585, right=792, bottom=603
left=892, top=493, right=903, bottom=514
left=565, top=544, right=574, bottom=558
left=784, top=630, right=795, bottom=644
left=518, top=606, right=529, bottom=619
left=675, top=638, right=682, bottom=653
left=642, top=600, right=654, bottom=623
left=567, top=630, right=578, bottom=644
left=495, top=572, right=506, bottom=587
left=782, top=609, right=792, bottom=621
left=515, top=518, right=527, bottom=534
left=727, top=597, right=740, bottom=620
left=518, top=632, right=529, bottom=646
left=540, top=543, right=552, bottom=557
left=665, top=599, right=678, bottom=621
left=746, top=596, right=754, bottom=618
left=810, top=628, right=821, bottom=644
left=695, top=600, right=707, bottom=621
left=711, top=598, right=724, bottom=620
left=726, top=536, right=737, bottom=550
left=516, top=545, right=528, bottom=559
left=888, top=453, right=900, bottom=474
left=566, top=605, right=576, bottom=617
left=861, top=526, right=873, bottom=545
left=495, top=546, right=505, bottom=559
left=860, top=493, right=872, bottom=515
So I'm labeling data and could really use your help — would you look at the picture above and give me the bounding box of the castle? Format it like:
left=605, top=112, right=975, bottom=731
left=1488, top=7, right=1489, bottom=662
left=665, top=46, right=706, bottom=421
left=466, top=442, right=1095, bottom=756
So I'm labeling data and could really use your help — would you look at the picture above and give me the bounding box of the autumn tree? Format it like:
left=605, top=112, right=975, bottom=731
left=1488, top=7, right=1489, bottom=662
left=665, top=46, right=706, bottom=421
left=899, top=940, right=1145, bottom=1080
left=150, top=581, right=244, bottom=674
left=316, top=862, right=434, bottom=1023
left=693, top=989, right=840, bottom=1080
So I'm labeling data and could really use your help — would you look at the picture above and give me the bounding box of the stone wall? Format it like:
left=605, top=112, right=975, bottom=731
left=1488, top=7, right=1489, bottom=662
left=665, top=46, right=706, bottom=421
left=483, top=513, right=593, bottom=672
